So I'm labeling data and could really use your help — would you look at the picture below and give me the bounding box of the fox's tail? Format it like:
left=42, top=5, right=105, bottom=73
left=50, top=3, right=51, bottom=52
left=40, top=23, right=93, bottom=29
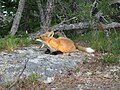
left=75, top=44, right=95, bottom=53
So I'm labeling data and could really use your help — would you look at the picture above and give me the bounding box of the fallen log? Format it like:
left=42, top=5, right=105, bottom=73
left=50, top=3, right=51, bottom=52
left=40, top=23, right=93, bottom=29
left=52, top=22, right=89, bottom=31
left=105, top=22, right=120, bottom=29
left=29, top=22, right=120, bottom=38
left=52, top=22, right=120, bottom=31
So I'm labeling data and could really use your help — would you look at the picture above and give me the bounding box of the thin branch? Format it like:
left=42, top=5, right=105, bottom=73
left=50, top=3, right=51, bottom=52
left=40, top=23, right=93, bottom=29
left=51, top=16, right=77, bottom=31
left=50, top=16, right=77, bottom=37
left=90, top=0, right=100, bottom=17
left=59, top=17, right=77, bottom=25
left=7, top=59, right=29, bottom=90
left=90, top=0, right=109, bottom=23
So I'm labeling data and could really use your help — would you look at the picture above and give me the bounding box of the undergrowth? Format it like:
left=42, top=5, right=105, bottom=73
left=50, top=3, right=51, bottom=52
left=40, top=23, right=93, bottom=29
left=0, top=35, right=32, bottom=52
left=5, top=73, right=41, bottom=89
left=72, top=30, right=120, bottom=64
left=0, top=30, right=119, bottom=64
left=26, top=72, right=40, bottom=82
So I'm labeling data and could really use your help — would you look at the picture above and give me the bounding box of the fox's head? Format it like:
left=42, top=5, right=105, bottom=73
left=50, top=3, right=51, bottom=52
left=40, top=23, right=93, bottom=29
left=34, top=31, right=54, bottom=42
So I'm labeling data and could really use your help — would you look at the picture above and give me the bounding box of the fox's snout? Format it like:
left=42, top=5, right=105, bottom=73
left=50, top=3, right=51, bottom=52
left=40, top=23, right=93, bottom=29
left=34, top=36, right=41, bottom=40
left=34, top=36, right=43, bottom=42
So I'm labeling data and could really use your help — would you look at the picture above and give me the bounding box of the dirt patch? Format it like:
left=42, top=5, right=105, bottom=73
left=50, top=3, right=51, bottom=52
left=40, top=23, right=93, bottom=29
left=48, top=57, right=120, bottom=90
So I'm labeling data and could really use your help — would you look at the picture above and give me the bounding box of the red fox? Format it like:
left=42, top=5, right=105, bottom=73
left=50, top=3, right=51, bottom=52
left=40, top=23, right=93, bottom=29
left=35, top=31, right=95, bottom=54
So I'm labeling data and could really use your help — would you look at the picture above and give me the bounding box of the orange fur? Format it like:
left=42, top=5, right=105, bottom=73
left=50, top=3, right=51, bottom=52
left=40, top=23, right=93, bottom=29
left=35, top=31, right=95, bottom=53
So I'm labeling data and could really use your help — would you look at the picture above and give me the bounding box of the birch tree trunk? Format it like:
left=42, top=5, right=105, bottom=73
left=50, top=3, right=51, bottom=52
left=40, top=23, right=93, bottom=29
left=0, top=1, right=1, bottom=13
left=10, top=0, right=26, bottom=36
left=0, top=1, right=4, bottom=23
left=0, top=1, right=2, bottom=19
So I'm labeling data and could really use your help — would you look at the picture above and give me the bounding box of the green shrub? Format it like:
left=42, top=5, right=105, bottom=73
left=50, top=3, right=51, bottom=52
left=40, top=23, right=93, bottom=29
left=16, top=38, right=31, bottom=47
left=4, top=37, right=18, bottom=51
left=0, top=36, right=32, bottom=52
left=111, top=36, right=120, bottom=55
left=101, top=53, right=119, bottom=64
left=72, top=30, right=120, bottom=52
left=72, top=31, right=111, bottom=52
left=72, top=30, right=120, bottom=64
left=26, top=73, right=40, bottom=82
left=0, top=38, right=5, bottom=50
left=16, top=31, right=29, bottom=38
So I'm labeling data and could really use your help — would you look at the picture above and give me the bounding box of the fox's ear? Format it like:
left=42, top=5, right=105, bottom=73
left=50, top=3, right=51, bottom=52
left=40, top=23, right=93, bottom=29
left=48, top=31, right=54, bottom=38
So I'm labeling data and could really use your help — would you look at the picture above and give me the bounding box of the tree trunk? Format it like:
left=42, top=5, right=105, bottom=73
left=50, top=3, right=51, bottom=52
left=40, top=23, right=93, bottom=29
left=37, top=0, right=54, bottom=33
left=10, top=0, right=26, bottom=36
left=0, top=1, right=4, bottom=23
left=0, top=0, right=2, bottom=20
left=37, top=0, right=46, bottom=31
left=45, top=0, right=54, bottom=31
left=0, top=1, right=1, bottom=13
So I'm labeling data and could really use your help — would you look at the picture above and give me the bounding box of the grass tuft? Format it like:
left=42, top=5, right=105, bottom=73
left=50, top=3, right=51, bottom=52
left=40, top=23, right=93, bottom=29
left=26, top=73, right=40, bottom=82
left=72, top=30, right=120, bottom=63
left=101, top=53, right=119, bottom=64
left=0, top=35, right=32, bottom=52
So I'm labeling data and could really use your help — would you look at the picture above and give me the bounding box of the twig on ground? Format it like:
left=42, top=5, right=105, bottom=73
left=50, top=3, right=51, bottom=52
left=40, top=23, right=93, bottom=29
left=7, top=59, right=29, bottom=90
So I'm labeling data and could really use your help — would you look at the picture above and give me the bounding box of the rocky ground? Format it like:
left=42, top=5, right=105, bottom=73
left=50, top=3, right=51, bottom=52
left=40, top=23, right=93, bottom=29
left=0, top=45, right=120, bottom=90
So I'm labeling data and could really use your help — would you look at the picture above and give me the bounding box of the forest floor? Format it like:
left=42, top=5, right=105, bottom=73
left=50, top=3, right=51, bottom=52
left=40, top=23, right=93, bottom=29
left=0, top=45, right=120, bottom=90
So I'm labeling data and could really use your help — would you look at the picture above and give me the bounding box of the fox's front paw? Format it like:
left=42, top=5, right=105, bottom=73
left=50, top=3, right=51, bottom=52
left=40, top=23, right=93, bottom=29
left=51, top=51, right=63, bottom=55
